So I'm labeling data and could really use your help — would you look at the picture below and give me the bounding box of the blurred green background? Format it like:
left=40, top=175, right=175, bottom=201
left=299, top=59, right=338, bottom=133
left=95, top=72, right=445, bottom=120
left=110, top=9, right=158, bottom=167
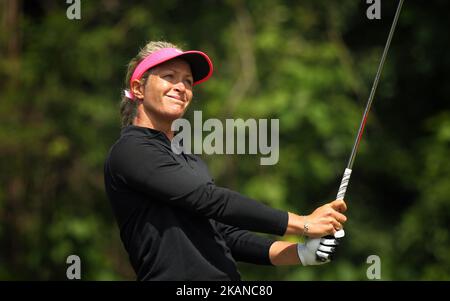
left=0, top=0, right=449, bottom=280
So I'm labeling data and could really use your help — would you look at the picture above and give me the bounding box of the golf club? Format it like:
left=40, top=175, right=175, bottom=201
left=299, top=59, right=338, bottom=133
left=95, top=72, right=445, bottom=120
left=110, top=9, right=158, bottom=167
left=318, top=0, right=405, bottom=260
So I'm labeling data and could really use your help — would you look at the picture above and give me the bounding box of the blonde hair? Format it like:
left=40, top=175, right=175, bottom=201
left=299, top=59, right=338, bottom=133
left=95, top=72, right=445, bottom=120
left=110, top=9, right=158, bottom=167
left=120, top=41, right=183, bottom=128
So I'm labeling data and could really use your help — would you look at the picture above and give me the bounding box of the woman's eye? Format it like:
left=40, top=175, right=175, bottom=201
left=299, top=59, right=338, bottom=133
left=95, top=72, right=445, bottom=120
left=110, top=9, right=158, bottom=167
left=162, top=74, right=174, bottom=79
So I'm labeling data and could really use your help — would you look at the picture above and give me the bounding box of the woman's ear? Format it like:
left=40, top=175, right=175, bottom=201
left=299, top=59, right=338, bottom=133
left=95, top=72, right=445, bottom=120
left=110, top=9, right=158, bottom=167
left=131, top=79, right=145, bottom=100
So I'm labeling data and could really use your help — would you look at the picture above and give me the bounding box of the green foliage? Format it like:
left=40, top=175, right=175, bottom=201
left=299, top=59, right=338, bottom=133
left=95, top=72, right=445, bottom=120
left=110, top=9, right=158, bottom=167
left=0, top=0, right=448, bottom=280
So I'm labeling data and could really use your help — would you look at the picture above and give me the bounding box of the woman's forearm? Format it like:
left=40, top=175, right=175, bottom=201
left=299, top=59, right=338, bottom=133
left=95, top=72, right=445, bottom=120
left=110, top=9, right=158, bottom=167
left=285, top=212, right=306, bottom=236
left=269, top=241, right=301, bottom=266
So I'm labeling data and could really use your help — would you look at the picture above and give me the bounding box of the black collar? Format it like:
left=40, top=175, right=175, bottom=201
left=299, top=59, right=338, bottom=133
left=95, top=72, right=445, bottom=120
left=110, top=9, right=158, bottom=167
left=121, top=125, right=171, bottom=145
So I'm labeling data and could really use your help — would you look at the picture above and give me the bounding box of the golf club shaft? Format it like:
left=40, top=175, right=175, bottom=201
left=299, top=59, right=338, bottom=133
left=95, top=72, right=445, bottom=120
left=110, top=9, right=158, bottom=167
left=317, top=1, right=405, bottom=250
left=345, top=0, right=404, bottom=173
left=336, top=0, right=404, bottom=202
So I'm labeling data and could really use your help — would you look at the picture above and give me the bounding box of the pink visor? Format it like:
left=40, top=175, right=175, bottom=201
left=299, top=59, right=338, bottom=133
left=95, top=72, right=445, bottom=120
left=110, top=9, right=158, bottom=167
left=124, top=47, right=213, bottom=100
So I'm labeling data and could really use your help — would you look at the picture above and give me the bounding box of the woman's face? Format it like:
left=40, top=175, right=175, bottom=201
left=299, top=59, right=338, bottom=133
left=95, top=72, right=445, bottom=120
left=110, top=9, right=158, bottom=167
left=142, top=58, right=194, bottom=121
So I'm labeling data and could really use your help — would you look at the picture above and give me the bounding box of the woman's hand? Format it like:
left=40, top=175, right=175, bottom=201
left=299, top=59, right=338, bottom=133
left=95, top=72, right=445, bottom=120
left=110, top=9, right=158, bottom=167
left=302, top=199, right=348, bottom=238
left=297, top=236, right=340, bottom=266
left=286, top=200, right=348, bottom=238
left=268, top=235, right=341, bottom=266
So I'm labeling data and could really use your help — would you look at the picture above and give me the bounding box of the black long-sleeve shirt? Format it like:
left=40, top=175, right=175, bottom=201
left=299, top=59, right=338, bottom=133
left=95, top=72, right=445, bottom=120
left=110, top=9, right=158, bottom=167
left=103, top=125, right=288, bottom=280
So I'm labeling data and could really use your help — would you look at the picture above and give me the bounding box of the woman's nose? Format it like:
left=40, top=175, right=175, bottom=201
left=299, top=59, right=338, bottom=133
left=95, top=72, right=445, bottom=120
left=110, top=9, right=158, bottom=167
left=173, top=80, right=186, bottom=92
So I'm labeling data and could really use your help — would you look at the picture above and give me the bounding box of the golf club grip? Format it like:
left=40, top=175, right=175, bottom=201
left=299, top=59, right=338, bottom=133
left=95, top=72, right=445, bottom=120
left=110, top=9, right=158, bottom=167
left=336, top=168, right=352, bottom=201
left=316, top=168, right=352, bottom=261
left=330, top=168, right=352, bottom=237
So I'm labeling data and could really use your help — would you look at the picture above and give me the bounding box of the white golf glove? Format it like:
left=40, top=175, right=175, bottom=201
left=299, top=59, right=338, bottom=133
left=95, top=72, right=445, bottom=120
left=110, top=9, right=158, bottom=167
left=297, top=230, right=344, bottom=266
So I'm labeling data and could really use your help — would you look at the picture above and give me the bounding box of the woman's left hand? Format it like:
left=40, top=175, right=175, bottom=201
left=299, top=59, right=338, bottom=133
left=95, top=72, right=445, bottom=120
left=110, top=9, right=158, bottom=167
left=297, top=236, right=340, bottom=266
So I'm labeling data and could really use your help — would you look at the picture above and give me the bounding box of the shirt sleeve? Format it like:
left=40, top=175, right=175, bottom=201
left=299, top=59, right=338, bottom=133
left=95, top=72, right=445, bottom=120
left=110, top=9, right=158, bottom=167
left=108, top=137, right=288, bottom=236
left=212, top=221, right=276, bottom=265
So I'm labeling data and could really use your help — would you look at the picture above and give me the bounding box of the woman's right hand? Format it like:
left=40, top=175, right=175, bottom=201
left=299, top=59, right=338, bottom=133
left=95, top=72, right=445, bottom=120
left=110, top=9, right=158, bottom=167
left=286, top=200, right=348, bottom=238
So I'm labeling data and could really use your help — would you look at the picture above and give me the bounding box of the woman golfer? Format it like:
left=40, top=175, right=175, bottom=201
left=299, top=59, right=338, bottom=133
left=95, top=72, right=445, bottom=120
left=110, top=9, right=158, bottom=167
left=104, top=41, right=347, bottom=280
